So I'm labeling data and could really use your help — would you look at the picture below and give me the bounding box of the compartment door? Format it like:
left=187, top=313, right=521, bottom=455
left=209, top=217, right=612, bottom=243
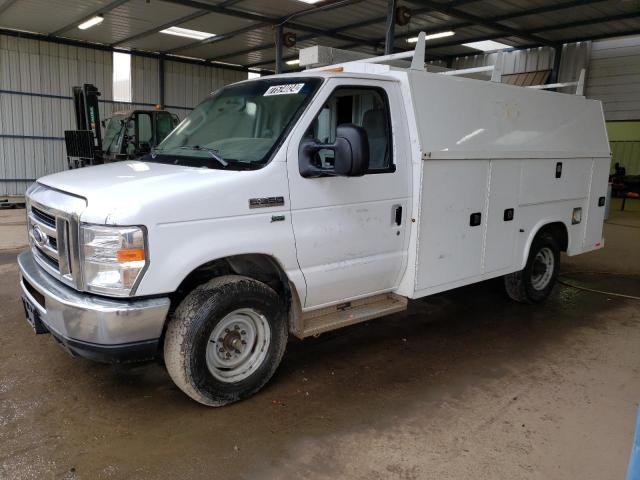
left=415, top=160, right=490, bottom=291
left=483, top=160, right=521, bottom=273
left=583, top=157, right=611, bottom=249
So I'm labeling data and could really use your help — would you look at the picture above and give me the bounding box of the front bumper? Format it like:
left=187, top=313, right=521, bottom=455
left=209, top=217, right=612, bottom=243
left=18, top=251, right=170, bottom=363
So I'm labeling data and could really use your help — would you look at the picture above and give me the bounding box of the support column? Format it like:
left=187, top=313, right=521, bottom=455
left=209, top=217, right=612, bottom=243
left=384, top=0, right=397, bottom=55
left=159, top=54, right=166, bottom=109
left=549, top=44, right=562, bottom=84
left=275, top=24, right=284, bottom=74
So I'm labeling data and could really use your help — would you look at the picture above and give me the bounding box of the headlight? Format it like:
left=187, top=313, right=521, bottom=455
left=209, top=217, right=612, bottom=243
left=81, top=224, right=148, bottom=296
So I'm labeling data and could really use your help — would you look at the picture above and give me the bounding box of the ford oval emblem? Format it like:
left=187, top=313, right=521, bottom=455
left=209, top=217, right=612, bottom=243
left=32, top=225, right=47, bottom=247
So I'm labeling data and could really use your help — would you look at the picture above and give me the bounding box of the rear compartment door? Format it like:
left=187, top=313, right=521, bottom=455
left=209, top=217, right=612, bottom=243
left=484, top=160, right=521, bottom=273
left=583, top=157, right=611, bottom=249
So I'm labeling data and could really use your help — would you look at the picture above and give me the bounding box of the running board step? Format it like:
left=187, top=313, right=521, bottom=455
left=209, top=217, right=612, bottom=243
left=301, top=293, right=408, bottom=338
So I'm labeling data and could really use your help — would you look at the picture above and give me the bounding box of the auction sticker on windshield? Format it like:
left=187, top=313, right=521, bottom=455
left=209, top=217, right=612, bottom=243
left=264, top=83, right=305, bottom=96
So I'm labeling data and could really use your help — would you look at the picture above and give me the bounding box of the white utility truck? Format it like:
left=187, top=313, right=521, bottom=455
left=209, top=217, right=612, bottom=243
left=18, top=34, right=610, bottom=406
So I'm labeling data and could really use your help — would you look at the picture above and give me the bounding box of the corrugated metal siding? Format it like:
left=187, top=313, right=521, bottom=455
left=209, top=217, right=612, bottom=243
left=450, top=42, right=590, bottom=93
left=131, top=55, right=159, bottom=105
left=610, top=141, right=640, bottom=175
left=0, top=34, right=112, bottom=196
left=163, top=60, right=245, bottom=117
left=586, top=35, right=640, bottom=121
left=451, top=46, right=555, bottom=75
left=0, top=35, right=245, bottom=196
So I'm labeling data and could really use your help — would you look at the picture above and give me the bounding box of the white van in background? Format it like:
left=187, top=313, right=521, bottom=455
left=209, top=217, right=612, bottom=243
left=18, top=33, right=610, bottom=406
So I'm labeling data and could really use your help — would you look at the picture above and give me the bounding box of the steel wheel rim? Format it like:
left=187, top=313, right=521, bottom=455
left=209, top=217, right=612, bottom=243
left=206, top=308, right=271, bottom=383
left=531, top=247, right=554, bottom=290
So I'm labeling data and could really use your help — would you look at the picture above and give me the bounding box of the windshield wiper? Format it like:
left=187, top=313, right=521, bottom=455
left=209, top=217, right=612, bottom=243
left=179, top=145, right=228, bottom=167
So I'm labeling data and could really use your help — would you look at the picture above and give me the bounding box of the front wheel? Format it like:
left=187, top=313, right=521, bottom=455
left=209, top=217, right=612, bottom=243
left=164, top=275, right=288, bottom=406
left=504, top=232, right=560, bottom=303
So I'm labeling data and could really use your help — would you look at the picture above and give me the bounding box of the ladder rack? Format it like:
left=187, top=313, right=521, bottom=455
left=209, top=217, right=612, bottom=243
left=321, top=31, right=584, bottom=96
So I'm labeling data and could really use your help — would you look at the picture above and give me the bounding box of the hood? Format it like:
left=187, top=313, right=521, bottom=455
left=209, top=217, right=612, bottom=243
left=39, top=161, right=219, bottom=196
left=37, top=161, right=246, bottom=225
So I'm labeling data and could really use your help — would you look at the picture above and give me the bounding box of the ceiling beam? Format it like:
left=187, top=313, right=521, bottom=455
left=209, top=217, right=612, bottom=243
left=531, top=11, right=640, bottom=33
left=50, top=0, right=130, bottom=36
left=0, top=27, right=260, bottom=73
left=0, top=0, right=19, bottom=16
left=111, top=10, right=209, bottom=47
left=246, top=0, right=613, bottom=68
left=166, top=0, right=366, bottom=55
left=207, top=0, right=486, bottom=63
left=409, top=0, right=554, bottom=46
left=159, top=0, right=373, bottom=47
left=111, top=0, right=242, bottom=47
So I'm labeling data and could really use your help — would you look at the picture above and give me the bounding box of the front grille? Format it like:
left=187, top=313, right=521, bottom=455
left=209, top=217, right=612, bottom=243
left=31, top=206, right=56, bottom=227
left=26, top=184, right=84, bottom=290
left=27, top=200, right=74, bottom=286
left=35, top=245, right=60, bottom=269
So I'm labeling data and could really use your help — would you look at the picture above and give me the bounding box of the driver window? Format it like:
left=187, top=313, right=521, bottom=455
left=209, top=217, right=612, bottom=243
left=137, top=113, right=153, bottom=145
left=303, top=87, right=393, bottom=174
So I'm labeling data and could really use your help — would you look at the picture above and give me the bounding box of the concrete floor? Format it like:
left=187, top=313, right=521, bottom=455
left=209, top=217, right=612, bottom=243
left=1, top=201, right=638, bottom=480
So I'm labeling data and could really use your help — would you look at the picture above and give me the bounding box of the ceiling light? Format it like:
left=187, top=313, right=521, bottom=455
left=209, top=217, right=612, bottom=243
left=286, top=59, right=300, bottom=65
left=160, top=26, right=216, bottom=40
left=407, top=31, right=455, bottom=43
left=295, top=0, right=322, bottom=3
left=78, top=15, right=104, bottom=30
left=462, top=40, right=512, bottom=52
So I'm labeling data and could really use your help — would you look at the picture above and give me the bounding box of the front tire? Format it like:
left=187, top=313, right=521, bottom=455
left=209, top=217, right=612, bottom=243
left=164, top=275, right=287, bottom=406
left=504, top=232, right=560, bottom=303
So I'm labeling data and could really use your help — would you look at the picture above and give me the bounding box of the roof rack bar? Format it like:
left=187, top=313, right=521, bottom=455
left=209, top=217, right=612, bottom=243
left=527, top=69, right=586, bottom=95
left=356, top=50, right=415, bottom=64
left=308, top=31, right=427, bottom=70
left=440, top=65, right=495, bottom=75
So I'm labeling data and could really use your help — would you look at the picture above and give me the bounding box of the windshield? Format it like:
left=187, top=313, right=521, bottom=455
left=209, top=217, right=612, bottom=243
left=149, top=77, right=322, bottom=169
left=103, top=113, right=127, bottom=154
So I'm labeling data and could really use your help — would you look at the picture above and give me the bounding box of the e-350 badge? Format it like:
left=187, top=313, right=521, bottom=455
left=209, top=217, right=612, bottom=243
left=249, top=196, right=285, bottom=209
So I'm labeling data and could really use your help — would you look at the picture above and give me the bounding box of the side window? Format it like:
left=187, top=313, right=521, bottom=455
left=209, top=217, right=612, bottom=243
left=303, top=87, right=393, bottom=174
left=137, top=113, right=153, bottom=146
left=156, top=112, right=174, bottom=143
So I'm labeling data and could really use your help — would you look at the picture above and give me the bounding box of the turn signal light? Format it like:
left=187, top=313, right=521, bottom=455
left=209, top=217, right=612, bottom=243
left=116, top=248, right=146, bottom=262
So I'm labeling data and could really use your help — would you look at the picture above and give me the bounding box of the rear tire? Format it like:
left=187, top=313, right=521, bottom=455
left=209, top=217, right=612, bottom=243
left=164, top=275, right=287, bottom=406
left=504, top=232, right=560, bottom=303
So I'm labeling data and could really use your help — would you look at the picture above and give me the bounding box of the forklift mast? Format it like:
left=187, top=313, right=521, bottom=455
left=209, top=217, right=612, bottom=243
left=72, top=84, right=103, bottom=153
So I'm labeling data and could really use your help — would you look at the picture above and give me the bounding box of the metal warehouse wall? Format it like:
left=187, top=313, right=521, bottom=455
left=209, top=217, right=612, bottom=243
left=450, top=42, right=590, bottom=91
left=163, top=60, right=246, bottom=119
left=131, top=55, right=160, bottom=105
left=0, top=35, right=247, bottom=197
left=586, top=35, right=640, bottom=121
left=0, top=35, right=112, bottom=196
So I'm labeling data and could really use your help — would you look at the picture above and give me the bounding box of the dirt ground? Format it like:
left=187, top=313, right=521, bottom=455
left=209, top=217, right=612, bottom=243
left=1, top=200, right=638, bottom=480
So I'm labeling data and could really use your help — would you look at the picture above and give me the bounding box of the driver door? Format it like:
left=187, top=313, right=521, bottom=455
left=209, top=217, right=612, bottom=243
left=286, top=78, right=411, bottom=309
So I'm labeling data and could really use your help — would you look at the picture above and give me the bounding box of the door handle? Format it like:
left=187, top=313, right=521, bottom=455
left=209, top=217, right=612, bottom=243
left=394, top=205, right=403, bottom=226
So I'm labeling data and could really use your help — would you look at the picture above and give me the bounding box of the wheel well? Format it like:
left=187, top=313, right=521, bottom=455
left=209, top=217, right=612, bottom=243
left=169, top=254, right=292, bottom=314
left=537, top=222, right=569, bottom=252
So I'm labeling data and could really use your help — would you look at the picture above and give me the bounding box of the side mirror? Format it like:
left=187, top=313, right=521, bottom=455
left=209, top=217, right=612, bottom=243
left=299, top=124, right=369, bottom=178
